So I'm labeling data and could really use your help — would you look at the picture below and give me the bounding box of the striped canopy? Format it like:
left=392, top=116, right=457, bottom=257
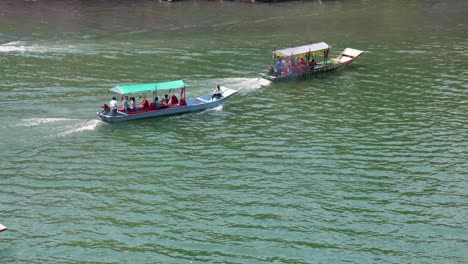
left=274, top=42, right=330, bottom=57
left=109, top=80, right=185, bottom=94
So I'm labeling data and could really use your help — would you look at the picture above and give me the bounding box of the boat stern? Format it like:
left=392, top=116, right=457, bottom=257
left=97, top=111, right=112, bottom=123
left=259, top=73, right=278, bottom=81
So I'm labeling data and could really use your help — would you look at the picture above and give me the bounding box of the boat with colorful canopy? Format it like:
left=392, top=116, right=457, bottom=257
left=97, top=80, right=237, bottom=123
left=260, top=42, right=364, bottom=82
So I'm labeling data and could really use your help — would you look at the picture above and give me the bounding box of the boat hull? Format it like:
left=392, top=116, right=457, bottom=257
left=98, top=87, right=237, bottom=123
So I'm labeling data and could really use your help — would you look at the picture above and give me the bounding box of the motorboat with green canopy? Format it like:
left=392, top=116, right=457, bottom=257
left=98, top=80, right=237, bottom=123
left=260, top=42, right=364, bottom=82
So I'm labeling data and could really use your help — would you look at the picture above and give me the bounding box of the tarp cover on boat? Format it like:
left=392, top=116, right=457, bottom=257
left=274, top=42, right=330, bottom=57
left=110, top=80, right=185, bottom=94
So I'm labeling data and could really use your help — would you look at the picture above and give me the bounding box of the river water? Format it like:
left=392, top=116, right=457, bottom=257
left=0, top=0, right=467, bottom=263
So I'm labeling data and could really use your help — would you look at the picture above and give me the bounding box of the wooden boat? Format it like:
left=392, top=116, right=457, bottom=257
left=260, top=42, right=364, bottom=82
left=0, top=224, right=7, bottom=232
left=97, top=80, right=237, bottom=123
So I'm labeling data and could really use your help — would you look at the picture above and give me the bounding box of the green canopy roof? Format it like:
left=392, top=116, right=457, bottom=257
left=109, top=80, right=185, bottom=94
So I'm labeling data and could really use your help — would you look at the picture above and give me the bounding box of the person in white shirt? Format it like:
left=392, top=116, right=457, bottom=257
left=154, top=97, right=161, bottom=108
left=211, top=85, right=223, bottom=101
left=128, top=97, right=135, bottom=111
left=109, top=96, right=118, bottom=116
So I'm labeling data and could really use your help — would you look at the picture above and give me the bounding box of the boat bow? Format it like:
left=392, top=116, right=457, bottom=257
left=337, top=48, right=364, bottom=64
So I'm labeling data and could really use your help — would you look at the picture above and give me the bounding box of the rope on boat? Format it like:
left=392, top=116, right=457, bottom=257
left=85, top=113, right=100, bottom=123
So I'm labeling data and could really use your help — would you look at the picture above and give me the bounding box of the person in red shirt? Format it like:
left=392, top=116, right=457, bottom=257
left=299, top=57, right=306, bottom=66
left=309, top=59, right=317, bottom=71
left=169, top=94, right=178, bottom=105
left=140, top=97, right=149, bottom=109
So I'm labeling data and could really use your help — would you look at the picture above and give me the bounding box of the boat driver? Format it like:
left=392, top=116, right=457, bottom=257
left=275, top=57, right=283, bottom=77
left=109, top=96, right=118, bottom=116
left=211, top=85, right=223, bottom=101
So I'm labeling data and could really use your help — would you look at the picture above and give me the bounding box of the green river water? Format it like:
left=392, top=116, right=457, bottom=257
left=0, top=0, right=467, bottom=263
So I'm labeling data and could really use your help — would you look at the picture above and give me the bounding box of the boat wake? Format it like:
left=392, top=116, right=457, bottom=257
left=0, top=42, right=27, bottom=52
left=15, top=118, right=75, bottom=127
left=212, top=105, right=223, bottom=111
left=13, top=118, right=101, bottom=137
left=0, top=41, right=51, bottom=53
left=55, top=119, right=101, bottom=137
left=0, top=41, right=83, bottom=55
left=215, top=77, right=271, bottom=93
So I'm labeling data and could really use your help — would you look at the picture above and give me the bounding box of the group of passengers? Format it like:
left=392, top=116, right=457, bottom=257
left=269, top=56, right=317, bottom=77
left=107, top=94, right=186, bottom=115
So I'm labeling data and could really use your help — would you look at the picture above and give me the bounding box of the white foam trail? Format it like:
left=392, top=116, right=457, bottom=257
left=0, top=42, right=28, bottom=52
left=212, top=105, right=223, bottom=111
left=253, top=16, right=285, bottom=23
left=11, top=118, right=100, bottom=137
left=216, top=77, right=271, bottom=92
left=55, top=119, right=101, bottom=137
left=0, top=41, right=49, bottom=53
left=0, top=41, right=81, bottom=54
left=17, top=118, right=74, bottom=127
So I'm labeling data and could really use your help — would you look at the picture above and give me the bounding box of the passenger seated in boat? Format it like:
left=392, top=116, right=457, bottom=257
left=290, top=61, right=298, bottom=74
left=211, top=85, right=223, bottom=100
left=129, top=97, right=137, bottom=111
left=159, top=95, right=170, bottom=108
left=309, top=59, right=316, bottom=70
left=162, top=94, right=169, bottom=105
left=140, top=98, right=149, bottom=109
left=299, top=57, right=307, bottom=73
left=156, top=96, right=168, bottom=109
left=169, top=94, right=178, bottom=105
left=299, top=57, right=306, bottom=67
left=296, top=61, right=301, bottom=72
left=179, top=98, right=186, bottom=106
left=149, top=101, right=156, bottom=110
left=154, top=97, right=160, bottom=108
left=285, top=58, right=294, bottom=75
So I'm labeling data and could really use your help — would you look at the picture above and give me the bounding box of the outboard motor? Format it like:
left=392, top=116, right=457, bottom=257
left=268, top=66, right=274, bottom=76
left=101, top=103, right=110, bottom=112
